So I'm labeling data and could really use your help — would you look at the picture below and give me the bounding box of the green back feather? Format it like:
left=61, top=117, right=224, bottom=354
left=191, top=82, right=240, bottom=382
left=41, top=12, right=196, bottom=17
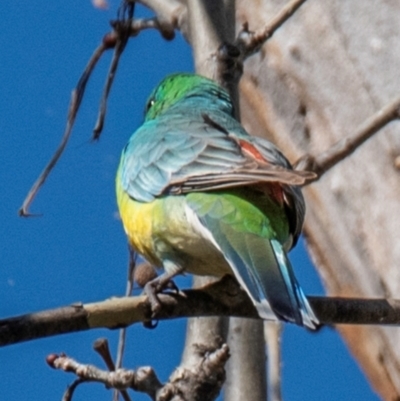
left=187, top=188, right=289, bottom=243
left=186, top=189, right=317, bottom=327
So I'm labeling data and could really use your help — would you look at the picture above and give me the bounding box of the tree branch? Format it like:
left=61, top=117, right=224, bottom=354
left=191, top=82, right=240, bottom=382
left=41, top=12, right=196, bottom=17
left=92, top=2, right=135, bottom=140
left=236, top=0, right=308, bottom=60
left=2, top=276, right=400, bottom=347
left=62, top=378, right=87, bottom=401
left=18, top=41, right=107, bottom=217
left=182, top=2, right=238, bottom=400
left=47, top=353, right=162, bottom=400
left=112, top=249, right=136, bottom=401
left=47, top=341, right=229, bottom=401
left=18, top=13, right=177, bottom=216
left=136, top=0, right=187, bottom=38
left=187, top=0, right=234, bottom=81
left=295, top=96, right=400, bottom=179
left=129, top=17, right=177, bottom=39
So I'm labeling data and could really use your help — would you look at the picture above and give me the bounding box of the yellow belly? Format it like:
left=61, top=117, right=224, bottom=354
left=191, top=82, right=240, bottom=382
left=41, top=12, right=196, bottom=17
left=116, top=179, right=160, bottom=266
left=116, top=177, right=231, bottom=276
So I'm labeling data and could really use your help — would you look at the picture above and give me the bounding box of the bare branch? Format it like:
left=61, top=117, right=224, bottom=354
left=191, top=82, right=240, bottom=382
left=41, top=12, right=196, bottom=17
left=2, top=276, right=400, bottom=347
left=135, top=0, right=187, bottom=38
left=295, top=96, right=400, bottom=179
left=113, top=249, right=136, bottom=401
left=47, top=353, right=162, bottom=399
left=163, top=342, right=229, bottom=401
left=93, top=338, right=116, bottom=371
left=92, top=40, right=125, bottom=139
left=93, top=338, right=132, bottom=401
left=18, top=42, right=107, bottom=217
left=19, top=14, right=177, bottom=216
left=62, top=378, right=87, bottom=401
left=129, top=17, right=176, bottom=40
left=93, top=10, right=180, bottom=140
left=115, top=248, right=136, bottom=370
left=47, top=342, right=229, bottom=401
left=236, top=0, right=307, bottom=59
left=93, top=1, right=135, bottom=139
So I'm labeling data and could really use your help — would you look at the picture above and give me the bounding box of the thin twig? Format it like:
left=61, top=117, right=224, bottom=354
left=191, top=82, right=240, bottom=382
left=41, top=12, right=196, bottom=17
left=113, top=248, right=136, bottom=401
left=62, top=378, right=87, bottom=401
left=93, top=338, right=116, bottom=371
left=295, top=96, right=400, bottom=179
left=93, top=338, right=132, bottom=401
left=19, top=13, right=172, bottom=215
left=18, top=43, right=107, bottom=216
left=93, top=2, right=134, bottom=140
left=92, top=40, right=124, bottom=139
left=236, top=0, right=308, bottom=59
left=115, top=248, right=136, bottom=370
left=93, top=9, right=178, bottom=142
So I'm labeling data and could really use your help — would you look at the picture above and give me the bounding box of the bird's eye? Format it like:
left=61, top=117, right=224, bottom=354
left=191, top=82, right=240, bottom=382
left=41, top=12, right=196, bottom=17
left=146, top=98, right=155, bottom=112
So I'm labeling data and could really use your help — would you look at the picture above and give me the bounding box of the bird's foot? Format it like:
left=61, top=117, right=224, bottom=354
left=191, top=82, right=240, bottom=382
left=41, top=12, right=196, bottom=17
left=144, top=276, right=180, bottom=316
left=143, top=320, right=158, bottom=329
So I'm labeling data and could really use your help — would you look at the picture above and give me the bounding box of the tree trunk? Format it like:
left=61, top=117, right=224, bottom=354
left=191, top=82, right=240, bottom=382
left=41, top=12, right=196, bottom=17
left=183, top=2, right=267, bottom=400
left=237, top=1, right=400, bottom=399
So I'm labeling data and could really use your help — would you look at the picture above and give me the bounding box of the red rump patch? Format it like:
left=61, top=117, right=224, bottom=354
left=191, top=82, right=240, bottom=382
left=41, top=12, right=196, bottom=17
left=238, top=139, right=285, bottom=205
left=268, top=183, right=285, bottom=205
left=238, top=139, right=266, bottom=162
left=254, top=182, right=285, bottom=206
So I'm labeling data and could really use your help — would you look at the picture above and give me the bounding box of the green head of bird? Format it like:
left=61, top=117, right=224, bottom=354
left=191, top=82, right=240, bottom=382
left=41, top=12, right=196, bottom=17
left=144, top=73, right=233, bottom=121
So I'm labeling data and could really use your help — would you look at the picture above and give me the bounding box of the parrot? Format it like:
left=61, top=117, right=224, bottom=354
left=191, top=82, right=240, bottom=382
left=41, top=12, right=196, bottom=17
left=116, top=73, right=319, bottom=329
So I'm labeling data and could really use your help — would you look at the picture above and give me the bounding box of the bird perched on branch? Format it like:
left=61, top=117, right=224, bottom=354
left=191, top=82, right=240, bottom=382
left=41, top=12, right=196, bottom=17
left=116, top=73, right=319, bottom=329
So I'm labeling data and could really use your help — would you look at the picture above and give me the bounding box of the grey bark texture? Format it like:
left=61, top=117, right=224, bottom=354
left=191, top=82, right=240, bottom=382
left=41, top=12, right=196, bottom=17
left=237, top=1, right=400, bottom=399
left=184, top=2, right=267, bottom=401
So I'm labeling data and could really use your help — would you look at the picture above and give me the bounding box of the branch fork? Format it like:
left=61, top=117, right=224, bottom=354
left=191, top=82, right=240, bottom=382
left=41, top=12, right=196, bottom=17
left=47, top=340, right=229, bottom=401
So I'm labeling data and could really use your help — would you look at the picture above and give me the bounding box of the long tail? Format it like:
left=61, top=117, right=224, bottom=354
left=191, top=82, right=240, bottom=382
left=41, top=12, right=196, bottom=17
left=197, top=212, right=319, bottom=329
left=267, top=239, right=319, bottom=329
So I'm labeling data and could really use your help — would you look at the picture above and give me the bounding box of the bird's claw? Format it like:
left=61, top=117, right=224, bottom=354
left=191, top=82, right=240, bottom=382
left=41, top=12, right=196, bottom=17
left=143, top=319, right=159, bottom=329
left=144, top=277, right=180, bottom=317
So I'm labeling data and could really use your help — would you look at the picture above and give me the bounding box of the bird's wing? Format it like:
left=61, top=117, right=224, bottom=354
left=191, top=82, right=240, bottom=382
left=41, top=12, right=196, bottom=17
left=120, top=111, right=314, bottom=203
left=185, top=192, right=319, bottom=329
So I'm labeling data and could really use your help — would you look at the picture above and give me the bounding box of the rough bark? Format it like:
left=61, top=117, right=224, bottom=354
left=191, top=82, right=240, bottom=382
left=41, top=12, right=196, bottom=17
left=237, top=1, right=400, bottom=399
left=184, top=2, right=267, bottom=401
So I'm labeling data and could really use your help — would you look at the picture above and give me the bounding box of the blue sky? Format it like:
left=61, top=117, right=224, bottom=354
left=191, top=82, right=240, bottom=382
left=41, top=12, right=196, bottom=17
left=1, top=1, right=379, bottom=400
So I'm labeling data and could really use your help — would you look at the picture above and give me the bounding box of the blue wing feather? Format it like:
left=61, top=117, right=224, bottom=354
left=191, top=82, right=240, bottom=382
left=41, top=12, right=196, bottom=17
left=120, top=111, right=248, bottom=201
left=120, top=98, right=312, bottom=253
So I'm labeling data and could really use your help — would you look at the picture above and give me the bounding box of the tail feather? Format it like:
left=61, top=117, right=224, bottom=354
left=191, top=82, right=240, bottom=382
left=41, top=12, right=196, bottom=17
left=270, top=239, right=318, bottom=328
left=194, top=211, right=318, bottom=328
